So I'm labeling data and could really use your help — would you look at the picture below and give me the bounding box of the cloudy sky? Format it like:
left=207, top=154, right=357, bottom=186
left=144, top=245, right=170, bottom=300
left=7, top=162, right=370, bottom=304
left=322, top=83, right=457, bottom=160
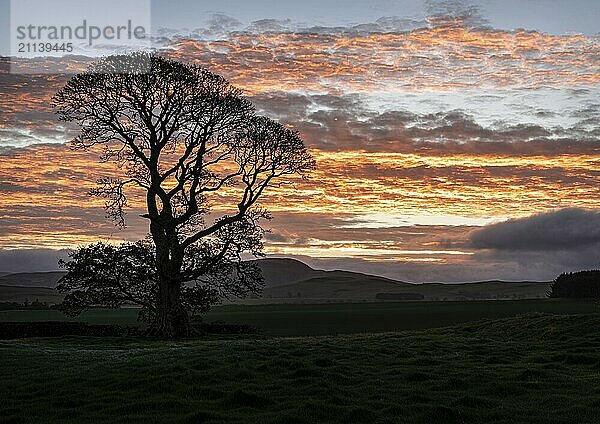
left=0, top=0, right=599, bottom=281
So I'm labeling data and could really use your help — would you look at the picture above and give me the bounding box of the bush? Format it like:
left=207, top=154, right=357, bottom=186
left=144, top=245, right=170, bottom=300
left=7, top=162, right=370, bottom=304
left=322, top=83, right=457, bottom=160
left=548, top=271, right=600, bottom=298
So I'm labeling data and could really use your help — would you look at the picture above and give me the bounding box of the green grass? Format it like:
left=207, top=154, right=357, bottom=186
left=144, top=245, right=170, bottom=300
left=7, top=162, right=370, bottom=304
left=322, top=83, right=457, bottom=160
left=1, top=299, right=598, bottom=335
left=2, top=313, right=600, bottom=423
left=205, top=300, right=598, bottom=335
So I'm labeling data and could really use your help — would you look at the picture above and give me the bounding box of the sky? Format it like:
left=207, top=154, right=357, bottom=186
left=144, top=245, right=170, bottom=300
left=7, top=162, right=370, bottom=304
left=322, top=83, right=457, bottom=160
left=0, top=0, right=599, bottom=281
left=150, top=0, right=600, bottom=35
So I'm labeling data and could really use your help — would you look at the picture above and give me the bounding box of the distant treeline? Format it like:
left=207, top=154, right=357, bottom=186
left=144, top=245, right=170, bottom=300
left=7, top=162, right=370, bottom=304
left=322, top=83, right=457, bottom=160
left=548, top=271, right=600, bottom=299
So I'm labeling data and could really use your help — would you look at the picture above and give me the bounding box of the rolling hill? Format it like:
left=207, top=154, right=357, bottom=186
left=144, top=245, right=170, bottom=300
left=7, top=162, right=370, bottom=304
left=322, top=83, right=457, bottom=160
left=0, top=272, right=65, bottom=288
left=262, top=269, right=415, bottom=299
left=256, top=259, right=550, bottom=301
left=251, top=258, right=323, bottom=287
left=0, top=259, right=550, bottom=303
left=0, top=272, right=67, bottom=304
left=0, top=285, right=64, bottom=304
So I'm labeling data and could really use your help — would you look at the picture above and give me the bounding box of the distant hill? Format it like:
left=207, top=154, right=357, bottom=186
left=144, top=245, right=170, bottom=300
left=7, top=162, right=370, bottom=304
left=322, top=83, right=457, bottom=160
left=395, top=281, right=550, bottom=302
left=0, top=285, right=64, bottom=304
left=0, top=260, right=322, bottom=290
left=0, top=259, right=551, bottom=303
left=251, top=258, right=323, bottom=287
left=0, top=272, right=67, bottom=304
left=255, top=259, right=550, bottom=302
left=253, top=258, right=411, bottom=288
left=0, top=272, right=65, bottom=288
left=261, top=265, right=415, bottom=299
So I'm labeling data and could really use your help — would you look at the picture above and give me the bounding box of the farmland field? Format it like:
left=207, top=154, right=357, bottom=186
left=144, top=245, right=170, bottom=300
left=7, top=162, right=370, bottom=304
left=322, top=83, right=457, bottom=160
left=2, top=312, right=600, bottom=423
left=1, top=299, right=598, bottom=336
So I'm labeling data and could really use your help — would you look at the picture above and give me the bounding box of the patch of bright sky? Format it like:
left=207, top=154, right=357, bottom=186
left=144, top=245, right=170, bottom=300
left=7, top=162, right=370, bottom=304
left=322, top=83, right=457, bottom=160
left=340, top=213, right=499, bottom=228
left=359, top=86, right=600, bottom=130
left=0, top=128, right=67, bottom=148
left=265, top=245, right=473, bottom=258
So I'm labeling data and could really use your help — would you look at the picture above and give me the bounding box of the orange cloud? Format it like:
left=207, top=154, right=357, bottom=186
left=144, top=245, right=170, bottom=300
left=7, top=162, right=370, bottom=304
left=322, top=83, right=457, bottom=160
left=168, top=24, right=599, bottom=93
left=1, top=145, right=598, bottom=250
left=1, top=18, right=598, bottom=267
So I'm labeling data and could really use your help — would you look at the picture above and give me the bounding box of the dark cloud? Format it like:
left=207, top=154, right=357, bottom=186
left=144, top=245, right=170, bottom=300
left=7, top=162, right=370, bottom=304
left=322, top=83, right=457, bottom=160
left=425, top=0, right=489, bottom=28
left=470, top=208, right=600, bottom=251
left=193, top=14, right=243, bottom=38
left=250, top=92, right=600, bottom=154
left=263, top=231, right=293, bottom=244
left=246, top=19, right=294, bottom=34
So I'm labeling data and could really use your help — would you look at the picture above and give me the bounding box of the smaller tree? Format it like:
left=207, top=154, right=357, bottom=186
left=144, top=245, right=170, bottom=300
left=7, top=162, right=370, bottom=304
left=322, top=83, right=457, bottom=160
left=548, top=270, right=600, bottom=299
left=57, top=241, right=263, bottom=323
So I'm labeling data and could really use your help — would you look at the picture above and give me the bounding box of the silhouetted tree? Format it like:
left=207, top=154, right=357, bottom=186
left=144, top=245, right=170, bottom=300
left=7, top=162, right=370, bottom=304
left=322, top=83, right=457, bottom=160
left=54, top=53, right=314, bottom=337
left=548, top=271, right=600, bottom=298
left=58, top=242, right=158, bottom=319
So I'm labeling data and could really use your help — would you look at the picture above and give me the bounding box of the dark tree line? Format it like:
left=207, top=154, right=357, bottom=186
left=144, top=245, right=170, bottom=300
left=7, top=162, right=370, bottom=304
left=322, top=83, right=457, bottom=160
left=548, top=271, right=600, bottom=299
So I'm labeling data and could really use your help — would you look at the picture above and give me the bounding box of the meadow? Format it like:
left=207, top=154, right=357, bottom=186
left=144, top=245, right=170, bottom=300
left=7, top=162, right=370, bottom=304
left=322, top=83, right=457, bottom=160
left=2, top=312, right=600, bottom=423
left=0, top=299, right=597, bottom=335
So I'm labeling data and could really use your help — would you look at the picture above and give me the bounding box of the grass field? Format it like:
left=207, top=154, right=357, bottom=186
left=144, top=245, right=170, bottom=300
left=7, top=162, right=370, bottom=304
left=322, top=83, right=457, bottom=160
left=1, top=299, right=598, bottom=335
left=2, top=312, right=600, bottom=423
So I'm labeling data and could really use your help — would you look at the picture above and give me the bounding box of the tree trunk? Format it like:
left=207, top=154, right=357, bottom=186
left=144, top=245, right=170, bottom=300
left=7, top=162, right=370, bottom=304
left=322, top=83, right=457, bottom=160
left=151, top=232, right=190, bottom=338
left=154, top=275, right=189, bottom=338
